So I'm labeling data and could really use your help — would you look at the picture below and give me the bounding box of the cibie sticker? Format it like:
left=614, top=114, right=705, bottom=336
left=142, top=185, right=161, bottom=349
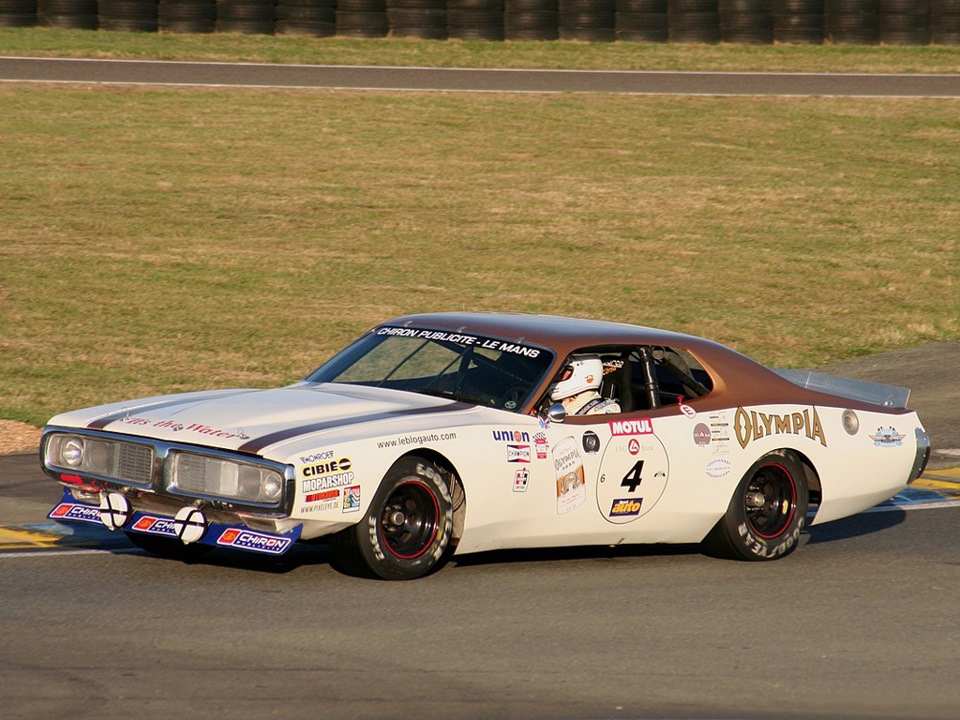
left=553, top=436, right=585, bottom=515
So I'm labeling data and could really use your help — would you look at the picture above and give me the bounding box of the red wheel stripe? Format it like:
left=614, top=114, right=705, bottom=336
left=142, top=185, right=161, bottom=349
left=384, top=479, right=440, bottom=560
left=753, top=462, right=797, bottom=540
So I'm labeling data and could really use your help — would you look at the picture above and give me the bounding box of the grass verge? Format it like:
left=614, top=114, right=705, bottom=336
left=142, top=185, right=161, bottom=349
left=0, top=32, right=958, bottom=425
left=2, top=27, right=960, bottom=73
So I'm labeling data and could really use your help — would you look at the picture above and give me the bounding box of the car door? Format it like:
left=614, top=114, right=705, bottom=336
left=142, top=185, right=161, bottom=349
left=543, top=344, right=713, bottom=530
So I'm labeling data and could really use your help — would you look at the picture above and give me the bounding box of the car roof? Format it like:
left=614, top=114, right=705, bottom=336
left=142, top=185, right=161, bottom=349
left=382, top=311, right=726, bottom=359
left=375, top=312, right=907, bottom=415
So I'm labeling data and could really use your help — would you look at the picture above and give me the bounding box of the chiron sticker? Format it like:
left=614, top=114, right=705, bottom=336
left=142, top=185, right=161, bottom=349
left=130, top=515, right=179, bottom=537
left=49, top=503, right=103, bottom=525
left=216, top=528, right=292, bottom=555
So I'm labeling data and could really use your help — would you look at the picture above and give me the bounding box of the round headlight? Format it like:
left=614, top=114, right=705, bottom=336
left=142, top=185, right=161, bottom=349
left=262, top=473, right=283, bottom=502
left=842, top=409, right=859, bottom=436
left=62, top=438, right=85, bottom=467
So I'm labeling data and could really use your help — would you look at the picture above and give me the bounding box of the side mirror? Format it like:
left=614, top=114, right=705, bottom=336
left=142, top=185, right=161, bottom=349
left=546, top=403, right=567, bottom=424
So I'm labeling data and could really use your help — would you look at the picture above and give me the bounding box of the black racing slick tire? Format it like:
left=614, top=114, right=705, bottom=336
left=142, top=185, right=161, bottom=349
left=702, top=450, right=809, bottom=561
left=330, top=457, right=453, bottom=580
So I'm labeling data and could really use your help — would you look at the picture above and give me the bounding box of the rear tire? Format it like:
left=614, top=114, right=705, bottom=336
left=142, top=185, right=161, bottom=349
left=702, top=450, right=808, bottom=561
left=331, top=457, right=453, bottom=580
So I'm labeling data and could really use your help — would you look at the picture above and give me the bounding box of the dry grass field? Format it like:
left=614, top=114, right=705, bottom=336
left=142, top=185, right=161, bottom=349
left=1, top=30, right=958, bottom=428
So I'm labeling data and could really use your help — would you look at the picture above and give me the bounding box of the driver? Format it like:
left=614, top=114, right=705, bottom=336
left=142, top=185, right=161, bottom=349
left=549, top=355, right=620, bottom=415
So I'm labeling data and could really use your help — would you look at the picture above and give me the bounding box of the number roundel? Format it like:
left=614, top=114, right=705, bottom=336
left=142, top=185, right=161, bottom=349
left=596, top=434, right=669, bottom=524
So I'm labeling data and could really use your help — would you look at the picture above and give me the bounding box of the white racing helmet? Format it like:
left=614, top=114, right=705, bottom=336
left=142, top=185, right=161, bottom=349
left=550, top=355, right=604, bottom=401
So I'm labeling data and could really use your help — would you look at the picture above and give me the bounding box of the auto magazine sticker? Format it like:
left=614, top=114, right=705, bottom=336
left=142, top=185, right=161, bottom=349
left=343, top=486, right=361, bottom=513
left=554, top=436, right=585, bottom=514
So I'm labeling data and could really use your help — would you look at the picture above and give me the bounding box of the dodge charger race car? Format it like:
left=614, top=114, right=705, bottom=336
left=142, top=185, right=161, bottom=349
left=41, top=312, right=930, bottom=579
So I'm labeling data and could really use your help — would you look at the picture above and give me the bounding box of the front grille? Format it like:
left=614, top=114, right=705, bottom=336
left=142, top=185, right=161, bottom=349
left=115, top=443, right=155, bottom=485
left=173, top=453, right=213, bottom=493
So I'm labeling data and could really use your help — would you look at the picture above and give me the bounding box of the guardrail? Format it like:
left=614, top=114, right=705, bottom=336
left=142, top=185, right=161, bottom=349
left=2, top=0, right=958, bottom=45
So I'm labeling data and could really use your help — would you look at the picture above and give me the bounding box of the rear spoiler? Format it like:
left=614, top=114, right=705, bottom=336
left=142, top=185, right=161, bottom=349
left=772, top=369, right=910, bottom=409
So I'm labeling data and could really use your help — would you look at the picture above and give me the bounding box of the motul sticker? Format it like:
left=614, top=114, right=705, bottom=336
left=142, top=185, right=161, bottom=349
left=609, top=418, right=654, bottom=436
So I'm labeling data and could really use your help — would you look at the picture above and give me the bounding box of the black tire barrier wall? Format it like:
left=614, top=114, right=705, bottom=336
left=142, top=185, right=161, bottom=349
left=2, top=0, right=958, bottom=44
left=159, top=0, right=216, bottom=33
left=0, top=0, right=38, bottom=26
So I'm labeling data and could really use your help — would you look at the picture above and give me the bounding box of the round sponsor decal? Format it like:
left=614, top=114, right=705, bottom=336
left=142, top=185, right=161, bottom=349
left=582, top=431, right=600, bottom=454
left=680, top=403, right=696, bottom=418
left=693, top=423, right=711, bottom=447
left=597, top=434, right=670, bottom=524
left=706, top=458, right=732, bottom=479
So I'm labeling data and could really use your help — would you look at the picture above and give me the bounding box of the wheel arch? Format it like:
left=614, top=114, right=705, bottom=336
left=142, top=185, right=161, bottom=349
left=787, top=448, right=822, bottom=509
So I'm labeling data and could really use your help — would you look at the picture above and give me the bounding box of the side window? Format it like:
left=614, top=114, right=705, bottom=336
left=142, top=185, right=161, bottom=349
left=653, top=347, right=713, bottom=404
left=628, top=346, right=714, bottom=410
left=541, top=347, right=633, bottom=414
left=543, top=345, right=714, bottom=414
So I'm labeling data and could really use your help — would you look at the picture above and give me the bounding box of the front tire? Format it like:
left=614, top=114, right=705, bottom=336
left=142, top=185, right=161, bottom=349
left=330, top=457, right=453, bottom=580
left=702, top=450, right=809, bottom=561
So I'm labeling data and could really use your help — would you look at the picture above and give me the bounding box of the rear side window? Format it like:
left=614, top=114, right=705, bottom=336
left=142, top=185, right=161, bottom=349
left=553, top=345, right=714, bottom=413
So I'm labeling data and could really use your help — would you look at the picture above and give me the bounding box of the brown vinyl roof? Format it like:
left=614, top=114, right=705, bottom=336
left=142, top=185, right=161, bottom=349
left=379, top=312, right=910, bottom=416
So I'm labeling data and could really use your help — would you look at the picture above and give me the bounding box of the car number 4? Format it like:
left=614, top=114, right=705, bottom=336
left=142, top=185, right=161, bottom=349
left=621, top=461, right=644, bottom=493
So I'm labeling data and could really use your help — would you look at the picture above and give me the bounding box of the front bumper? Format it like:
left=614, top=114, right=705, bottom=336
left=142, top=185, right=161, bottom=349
left=50, top=489, right=303, bottom=556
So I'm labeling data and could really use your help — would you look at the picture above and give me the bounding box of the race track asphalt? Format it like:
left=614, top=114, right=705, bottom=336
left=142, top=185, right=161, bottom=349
left=2, top=56, right=960, bottom=96
left=2, top=56, right=958, bottom=720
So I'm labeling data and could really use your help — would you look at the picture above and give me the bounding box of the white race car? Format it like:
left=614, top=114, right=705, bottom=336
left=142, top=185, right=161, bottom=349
left=41, top=313, right=930, bottom=579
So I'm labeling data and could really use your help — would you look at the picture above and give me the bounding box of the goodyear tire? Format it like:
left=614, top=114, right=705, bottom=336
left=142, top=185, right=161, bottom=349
left=331, top=457, right=453, bottom=580
left=702, top=450, right=808, bottom=561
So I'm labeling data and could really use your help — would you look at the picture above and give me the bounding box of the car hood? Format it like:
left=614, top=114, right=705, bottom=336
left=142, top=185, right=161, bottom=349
left=50, top=383, right=474, bottom=456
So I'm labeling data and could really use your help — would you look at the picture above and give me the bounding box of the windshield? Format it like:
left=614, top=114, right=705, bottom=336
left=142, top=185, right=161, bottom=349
left=305, top=326, right=555, bottom=412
